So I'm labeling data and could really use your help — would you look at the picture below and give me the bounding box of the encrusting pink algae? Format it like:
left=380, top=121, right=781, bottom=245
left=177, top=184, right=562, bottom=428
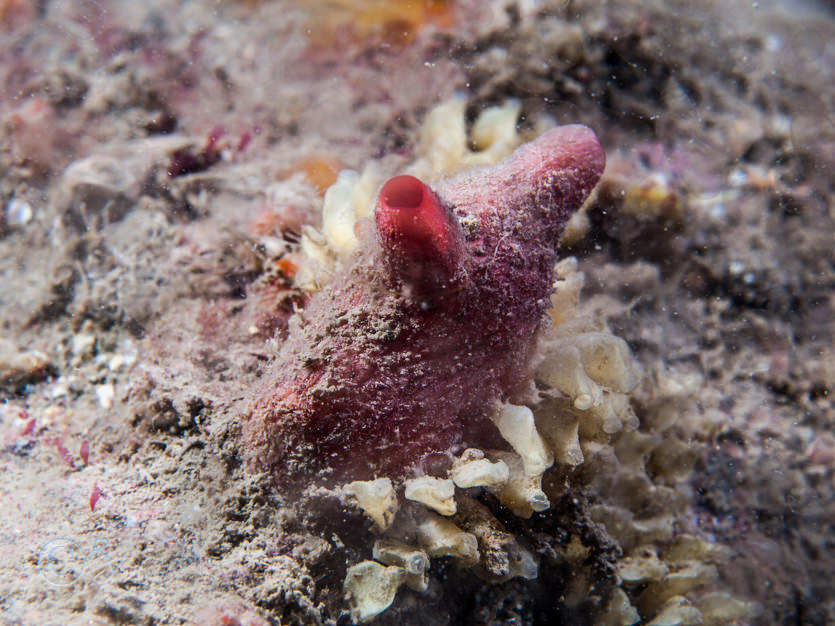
left=245, top=125, right=605, bottom=488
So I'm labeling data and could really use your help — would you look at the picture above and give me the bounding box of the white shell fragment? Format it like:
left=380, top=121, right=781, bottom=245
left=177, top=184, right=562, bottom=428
left=373, top=539, right=430, bottom=592
left=590, top=505, right=676, bottom=551
left=630, top=515, right=676, bottom=546
left=536, top=335, right=640, bottom=442
left=403, top=476, right=457, bottom=516
left=298, top=225, right=332, bottom=279
left=342, top=478, right=399, bottom=532
left=96, top=383, right=115, bottom=409
left=450, top=449, right=510, bottom=489
left=416, top=512, right=479, bottom=565
left=6, top=197, right=33, bottom=226
left=343, top=560, right=406, bottom=623
left=489, top=403, right=554, bottom=476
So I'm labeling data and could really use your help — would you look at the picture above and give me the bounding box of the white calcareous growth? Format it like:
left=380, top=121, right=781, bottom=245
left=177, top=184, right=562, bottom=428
left=484, top=403, right=555, bottom=517
left=416, top=512, right=479, bottom=564
left=296, top=96, right=536, bottom=288
left=410, top=96, right=526, bottom=181
left=487, top=450, right=551, bottom=518
left=403, top=475, right=457, bottom=516
left=342, top=477, right=399, bottom=532
left=489, top=402, right=554, bottom=476
left=476, top=258, right=642, bottom=518
left=450, top=448, right=510, bottom=489
left=645, top=596, right=703, bottom=626
left=343, top=560, right=407, bottom=623
left=535, top=258, right=641, bottom=441
left=321, top=169, right=360, bottom=253
left=534, top=409, right=584, bottom=467
left=373, top=539, right=430, bottom=592
left=296, top=164, right=381, bottom=289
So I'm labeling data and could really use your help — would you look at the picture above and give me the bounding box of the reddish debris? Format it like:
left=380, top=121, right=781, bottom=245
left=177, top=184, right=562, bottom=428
left=236, top=130, right=252, bottom=153
left=246, top=125, right=605, bottom=487
left=21, top=414, right=36, bottom=437
left=90, top=483, right=102, bottom=512
left=53, top=437, right=76, bottom=468
left=166, top=125, right=225, bottom=177
left=194, top=600, right=270, bottom=626
left=80, top=439, right=90, bottom=465
left=206, top=124, right=225, bottom=152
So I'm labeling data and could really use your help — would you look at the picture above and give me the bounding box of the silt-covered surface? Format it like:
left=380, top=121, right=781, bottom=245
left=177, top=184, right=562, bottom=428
left=0, top=1, right=832, bottom=624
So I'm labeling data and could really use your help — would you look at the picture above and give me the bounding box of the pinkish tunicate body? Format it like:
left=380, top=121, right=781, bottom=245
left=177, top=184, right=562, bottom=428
left=245, top=125, right=605, bottom=487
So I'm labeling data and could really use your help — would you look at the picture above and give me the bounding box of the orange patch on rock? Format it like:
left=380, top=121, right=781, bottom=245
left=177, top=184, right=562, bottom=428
left=295, top=154, right=343, bottom=194
left=305, top=0, right=455, bottom=49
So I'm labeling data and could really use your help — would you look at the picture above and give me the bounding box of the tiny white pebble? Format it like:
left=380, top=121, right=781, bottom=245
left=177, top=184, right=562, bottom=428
left=72, top=333, right=96, bottom=359
left=769, top=114, right=792, bottom=138
left=728, top=168, right=748, bottom=188
left=96, top=384, right=115, bottom=409
left=6, top=198, right=33, bottom=226
left=728, top=260, right=745, bottom=275
left=119, top=341, right=137, bottom=366
left=50, top=382, right=69, bottom=399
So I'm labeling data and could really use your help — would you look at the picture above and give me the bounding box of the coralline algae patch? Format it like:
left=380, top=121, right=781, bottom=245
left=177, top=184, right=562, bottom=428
left=243, top=99, right=755, bottom=624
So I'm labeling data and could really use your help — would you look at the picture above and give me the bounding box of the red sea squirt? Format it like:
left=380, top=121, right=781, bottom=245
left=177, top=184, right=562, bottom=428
left=246, top=125, right=605, bottom=488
